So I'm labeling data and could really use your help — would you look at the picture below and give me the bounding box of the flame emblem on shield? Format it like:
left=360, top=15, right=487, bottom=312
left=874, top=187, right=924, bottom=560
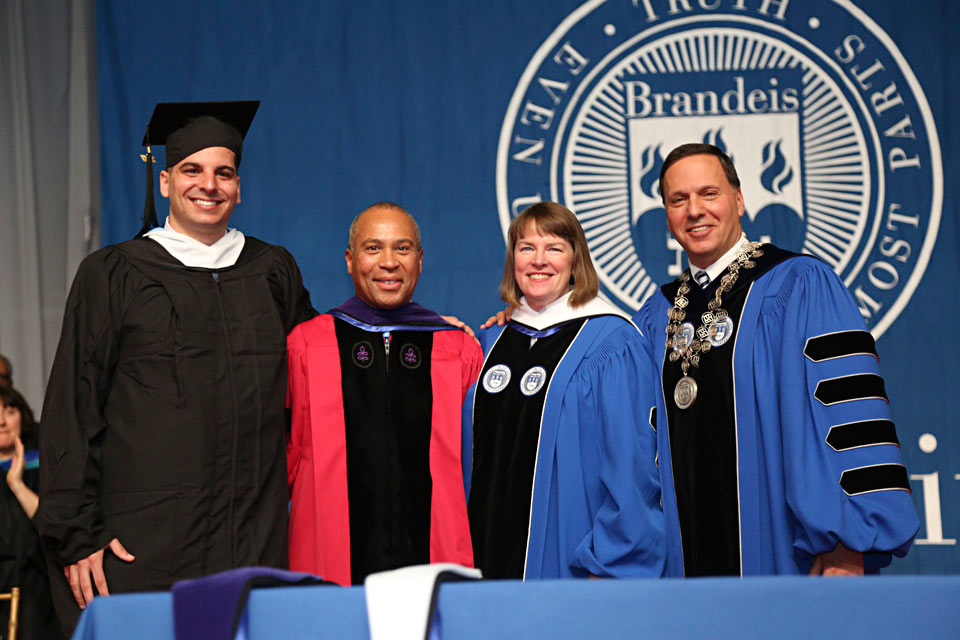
left=760, top=139, right=794, bottom=195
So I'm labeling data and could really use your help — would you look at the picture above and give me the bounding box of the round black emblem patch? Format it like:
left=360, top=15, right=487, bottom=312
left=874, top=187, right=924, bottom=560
left=352, top=341, right=374, bottom=368
left=399, top=343, right=422, bottom=369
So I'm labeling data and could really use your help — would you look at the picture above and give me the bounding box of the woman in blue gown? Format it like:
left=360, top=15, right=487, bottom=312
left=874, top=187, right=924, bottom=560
left=465, top=202, right=665, bottom=579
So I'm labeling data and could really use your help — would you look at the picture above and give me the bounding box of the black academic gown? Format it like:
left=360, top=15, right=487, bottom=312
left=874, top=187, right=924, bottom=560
left=38, top=236, right=315, bottom=631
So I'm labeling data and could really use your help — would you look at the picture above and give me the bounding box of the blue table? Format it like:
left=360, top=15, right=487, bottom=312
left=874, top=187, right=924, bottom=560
left=72, top=576, right=960, bottom=639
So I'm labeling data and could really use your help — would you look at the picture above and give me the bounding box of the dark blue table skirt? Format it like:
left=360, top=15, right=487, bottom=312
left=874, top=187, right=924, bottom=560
left=72, top=576, right=960, bottom=639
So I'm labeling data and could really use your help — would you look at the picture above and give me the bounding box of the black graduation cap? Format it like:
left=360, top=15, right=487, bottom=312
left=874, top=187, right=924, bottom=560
left=137, top=100, right=260, bottom=238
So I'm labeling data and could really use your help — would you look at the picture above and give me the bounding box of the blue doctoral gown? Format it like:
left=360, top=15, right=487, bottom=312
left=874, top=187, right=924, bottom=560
left=465, top=299, right=665, bottom=579
left=633, top=254, right=920, bottom=575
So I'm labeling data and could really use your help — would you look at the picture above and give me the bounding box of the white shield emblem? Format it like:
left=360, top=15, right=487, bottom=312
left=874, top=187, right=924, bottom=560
left=520, top=366, right=548, bottom=396
left=482, top=364, right=512, bottom=394
left=708, top=316, right=736, bottom=348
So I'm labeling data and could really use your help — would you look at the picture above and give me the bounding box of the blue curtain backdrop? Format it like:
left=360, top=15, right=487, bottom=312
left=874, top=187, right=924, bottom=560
left=97, top=0, right=959, bottom=574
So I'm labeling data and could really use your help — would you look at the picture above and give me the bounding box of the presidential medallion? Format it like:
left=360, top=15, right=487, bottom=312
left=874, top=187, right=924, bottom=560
left=674, top=375, right=698, bottom=410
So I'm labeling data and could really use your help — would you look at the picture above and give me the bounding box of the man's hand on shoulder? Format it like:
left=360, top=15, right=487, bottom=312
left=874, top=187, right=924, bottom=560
left=441, top=315, right=477, bottom=340
left=443, top=304, right=516, bottom=339
left=809, top=541, right=863, bottom=576
left=479, top=306, right=514, bottom=329
left=64, top=538, right=136, bottom=609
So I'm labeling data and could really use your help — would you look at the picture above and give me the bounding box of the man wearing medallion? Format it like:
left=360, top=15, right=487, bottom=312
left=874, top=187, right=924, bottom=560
left=286, top=202, right=482, bottom=586
left=632, top=143, right=919, bottom=577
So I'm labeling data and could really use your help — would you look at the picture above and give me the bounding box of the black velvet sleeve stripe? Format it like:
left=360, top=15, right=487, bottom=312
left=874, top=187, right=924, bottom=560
left=649, top=406, right=657, bottom=432
left=804, top=330, right=878, bottom=362
left=840, top=464, right=910, bottom=496
left=815, top=374, right=888, bottom=406
left=826, top=419, right=900, bottom=451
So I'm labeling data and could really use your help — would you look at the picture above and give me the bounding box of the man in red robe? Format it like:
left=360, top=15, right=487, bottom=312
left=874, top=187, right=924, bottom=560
left=286, top=202, right=481, bottom=585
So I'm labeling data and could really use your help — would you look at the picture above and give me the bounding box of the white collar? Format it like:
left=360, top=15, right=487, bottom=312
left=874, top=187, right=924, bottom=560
left=510, top=291, right=630, bottom=330
left=688, top=233, right=751, bottom=285
left=145, top=217, right=245, bottom=268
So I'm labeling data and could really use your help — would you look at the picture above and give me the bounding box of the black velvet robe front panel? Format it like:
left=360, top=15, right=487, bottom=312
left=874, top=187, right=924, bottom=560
left=333, top=320, right=434, bottom=584
left=660, top=245, right=796, bottom=576
left=469, top=320, right=584, bottom=579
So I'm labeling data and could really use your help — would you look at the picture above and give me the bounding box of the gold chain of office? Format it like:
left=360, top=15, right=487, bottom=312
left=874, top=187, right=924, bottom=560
left=666, top=241, right=765, bottom=374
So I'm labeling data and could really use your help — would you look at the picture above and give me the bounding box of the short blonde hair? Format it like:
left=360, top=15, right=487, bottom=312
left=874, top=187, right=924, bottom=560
left=500, top=202, right=599, bottom=308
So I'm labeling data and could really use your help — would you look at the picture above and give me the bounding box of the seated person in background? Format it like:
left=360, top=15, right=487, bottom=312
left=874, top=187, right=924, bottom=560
left=0, top=354, right=11, bottom=387
left=287, top=202, right=482, bottom=585
left=1, top=387, right=63, bottom=639
left=466, top=202, right=664, bottom=579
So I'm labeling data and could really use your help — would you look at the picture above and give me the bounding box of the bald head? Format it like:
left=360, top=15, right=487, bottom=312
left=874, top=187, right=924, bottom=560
left=345, top=203, right=424, bottom=309
left=347, top=202, right=421, bottom=252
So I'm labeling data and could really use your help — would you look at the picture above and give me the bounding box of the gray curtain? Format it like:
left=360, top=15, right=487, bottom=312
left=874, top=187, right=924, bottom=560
left=0, top=0, right=100, bottom=414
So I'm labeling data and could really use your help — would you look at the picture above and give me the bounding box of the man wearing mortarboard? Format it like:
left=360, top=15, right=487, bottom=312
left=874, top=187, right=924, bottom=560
left=37, top=101, right=316, bottom=635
